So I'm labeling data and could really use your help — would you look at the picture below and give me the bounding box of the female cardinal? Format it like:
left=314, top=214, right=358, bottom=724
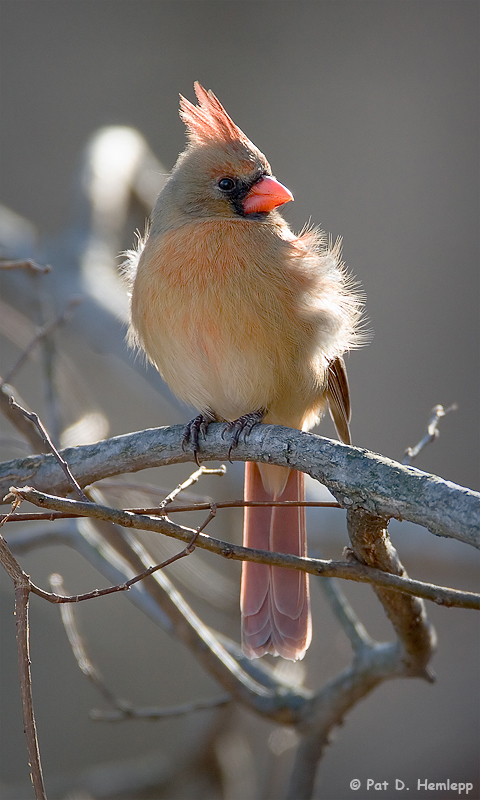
left=126, top=83, right=361, bottom=660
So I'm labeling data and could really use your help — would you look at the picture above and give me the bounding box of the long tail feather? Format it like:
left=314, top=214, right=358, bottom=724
left=241, top=461, right=311, bottom=660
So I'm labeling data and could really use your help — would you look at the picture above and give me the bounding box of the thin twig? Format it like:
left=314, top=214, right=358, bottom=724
left=90, top=695, right=231, bottom=722
left=15, top=585, right=47, bottom=800
left=158, top=464, right=226, bottom=512
left=6, top=400, right=89, bottom=501
left=0, top=498, right=26, bottom=577
left=9, top=487, right=480, bottom=610
left=1, top=499, right=342, bottom=524
left=10, top=500, right=215, bottom=607
left=0, top=503, right=47, bottom=800
left=1, top=296, right=82, bottom=387
left=0, top=383, right=48, bottom=453
left=50, top=573, right=231, bottom=722
left=49, top=572, right=132, bottom=711
left=403, top=403, right=458, bottom=465
left=311, top=547, right=377, bottom=653
left=320, top=577, right=376, bottom=654
left=31, top=548, right=195, bottom=604
left=0, top=259, right=51, bottom=274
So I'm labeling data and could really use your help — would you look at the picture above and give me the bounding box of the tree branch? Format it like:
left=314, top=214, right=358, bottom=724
left=1, top=423, right=478, bottom=798
left=0, top=509, right=46, bottom=800
left=1, top=424, right=478, bottom=549
left=319, top=576, right=376, bottom=654
left=8, top=487, right=480, bottom=610
left=14, top=584, right=47, bottom=800
left=346, top=508, right=436, bottom=678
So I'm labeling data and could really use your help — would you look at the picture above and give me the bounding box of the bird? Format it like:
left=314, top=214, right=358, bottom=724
left=126, top=82, right=362, bottom=661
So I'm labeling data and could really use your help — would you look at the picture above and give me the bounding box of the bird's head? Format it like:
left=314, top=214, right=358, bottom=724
left=162, top=82, right=293, bottom=224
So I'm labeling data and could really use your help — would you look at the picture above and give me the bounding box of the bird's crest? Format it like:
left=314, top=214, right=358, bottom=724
left=179, top=82, right=251, bottom=147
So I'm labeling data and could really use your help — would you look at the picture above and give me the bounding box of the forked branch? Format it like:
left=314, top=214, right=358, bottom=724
left=8, top=486, right=480, bottom=611
left=1, top=423, right=479, bottom=548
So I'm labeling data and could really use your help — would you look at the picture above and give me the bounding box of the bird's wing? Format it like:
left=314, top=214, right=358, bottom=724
left=325, top=356, right=351, bottom=445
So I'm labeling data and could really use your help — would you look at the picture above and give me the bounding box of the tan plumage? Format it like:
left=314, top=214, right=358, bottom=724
left=126, top=83, right=362, bottom=660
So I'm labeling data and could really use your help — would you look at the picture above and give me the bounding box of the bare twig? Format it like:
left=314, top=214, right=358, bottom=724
left=6, top=400, right=89, bottom=501
left=1, top=296, right=82, bottom=387
left=90, top=695, right=231, bottom=722
left=0, top=258, right=51, bottom=274
left=4, top=496, right=214, bottom=608
left=1, top=499, right=342, bottom=524
left=319, top=576, right=376, bottom=654
left=158, top=464, right=226, bottom=512
left=15, top=586, right=47, bottom=800
left=50, top=574, right=231, bottom=722
left=7, top=513, right=298, bottom=704
left=49, top=572, right=132, bottom=711
left=0, top=505, right=47, bottom=800
left=403, top=403, right=458, bottom=465
left=9, top=487, right=480, bottom=611
left=28, top=545, right=198, bottom=605
left=0, top=383, right=48, bottom=453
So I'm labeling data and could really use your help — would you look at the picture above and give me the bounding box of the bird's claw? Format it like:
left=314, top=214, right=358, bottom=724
left=223, top=409, right=266, bottom=461
left=182, top=412, right=216, bottom=465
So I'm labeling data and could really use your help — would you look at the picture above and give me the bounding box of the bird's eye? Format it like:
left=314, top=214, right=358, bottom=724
left=218, top=177, right=236, bottom=192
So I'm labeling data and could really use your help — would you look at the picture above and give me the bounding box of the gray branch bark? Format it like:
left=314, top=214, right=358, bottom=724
left=1, top=423, right=479, bottom=548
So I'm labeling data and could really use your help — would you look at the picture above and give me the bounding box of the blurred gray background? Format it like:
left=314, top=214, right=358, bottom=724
left=0, top=2, right=478, bottom=799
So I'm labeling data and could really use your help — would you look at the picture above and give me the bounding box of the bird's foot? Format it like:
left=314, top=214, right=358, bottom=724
left=182, top=411, right=216, bottom=465
left=223, top=409, right=266, bottom=460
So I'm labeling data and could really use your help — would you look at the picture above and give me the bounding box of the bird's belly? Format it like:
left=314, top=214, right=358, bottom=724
left=141, top=309, right=276, bottom=421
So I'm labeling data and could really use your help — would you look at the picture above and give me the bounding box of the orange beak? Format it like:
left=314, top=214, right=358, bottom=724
left=243, top=176, right=294, bottom=215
